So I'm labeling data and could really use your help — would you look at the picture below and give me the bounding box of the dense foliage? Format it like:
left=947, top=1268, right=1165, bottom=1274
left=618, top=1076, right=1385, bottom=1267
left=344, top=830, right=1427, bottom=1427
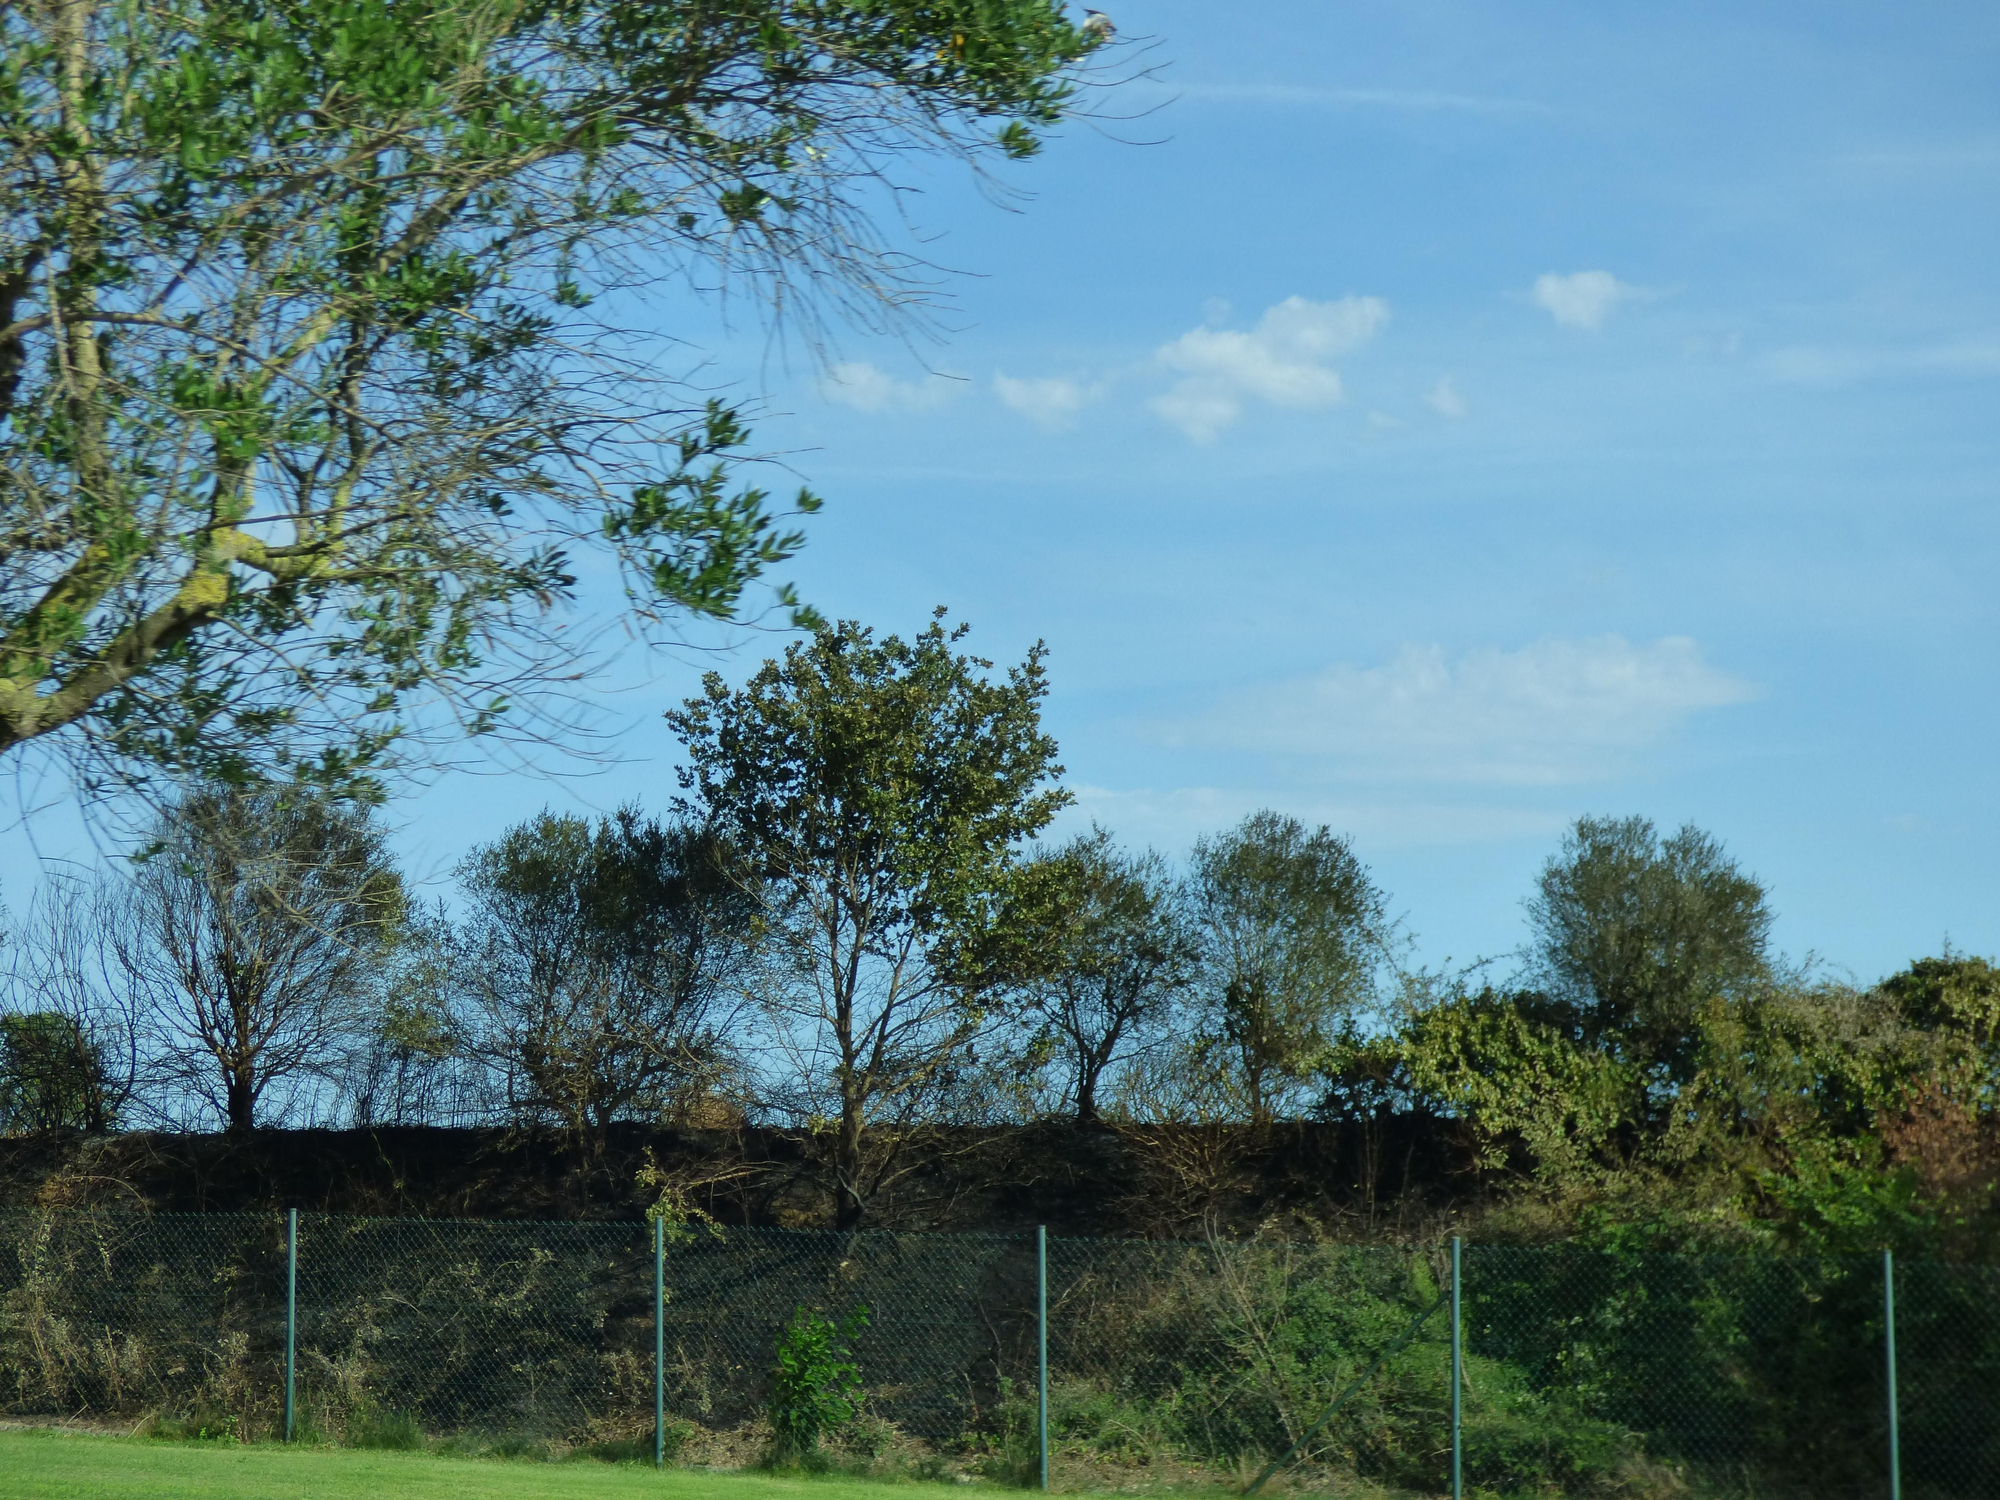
left=0, top=0, right=1105, bottom=798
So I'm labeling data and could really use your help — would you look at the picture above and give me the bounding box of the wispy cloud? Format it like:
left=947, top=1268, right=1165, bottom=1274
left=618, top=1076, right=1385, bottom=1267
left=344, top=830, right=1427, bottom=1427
left=1152, top=295, right=1389, bottom=442
left=1532, top=270, right=1643, bottom=330
left=819, top=361, right=962, bottom=413
left=993, top=372, right=1103, bottom=431
left=1764, top=342, right=2000, bottom=387
left=1837, top=138, right=2000, bottom=171
left=1425, top=376, right=1467, bottom=418
left=1179, top=636, right=1757, bottom=785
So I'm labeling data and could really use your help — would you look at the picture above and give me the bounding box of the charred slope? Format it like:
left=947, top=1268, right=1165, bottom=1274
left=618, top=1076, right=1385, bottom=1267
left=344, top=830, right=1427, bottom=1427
left=0, top=1115, right=1471, bottom=1238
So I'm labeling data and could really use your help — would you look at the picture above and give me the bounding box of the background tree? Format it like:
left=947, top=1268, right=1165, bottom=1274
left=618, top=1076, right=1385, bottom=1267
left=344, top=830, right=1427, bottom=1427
left=1188, top=811, right=1388, bottom=1126
left=1526, top=815, right=1773, bottom=1084
left=0, top=0, right=1109, bottom=800
left=117, top=786, right=403, bottom=1131
left=0, top=868, right=145, bottom=1130
left=337, top=908, right=483, bottom=1127
left=1011, top=827, right=1195, bottom=1123
left=668, top=613, right=1068, bottom=1228
left=0, top=1011, right=117, bottom=1133
left=455, top=807, right=759, bottom=1140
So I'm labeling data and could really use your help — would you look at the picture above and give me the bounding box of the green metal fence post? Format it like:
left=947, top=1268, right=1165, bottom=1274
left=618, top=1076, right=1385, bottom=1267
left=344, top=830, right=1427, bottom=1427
left=284, top=1208, right=297, bottom=1443
left=654, top=1217, right=666, bottom=1470
left=1037, top=1225, right=1049, bottom=1493
left=1884, top=1248, right=1901, bottom=1500
left=1451, top=1236, right=1462, bottom=1500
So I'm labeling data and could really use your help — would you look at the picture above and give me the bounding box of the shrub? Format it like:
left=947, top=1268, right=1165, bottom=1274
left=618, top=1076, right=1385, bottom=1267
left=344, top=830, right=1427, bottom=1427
left=768, top=1304, right=869, bottom=1460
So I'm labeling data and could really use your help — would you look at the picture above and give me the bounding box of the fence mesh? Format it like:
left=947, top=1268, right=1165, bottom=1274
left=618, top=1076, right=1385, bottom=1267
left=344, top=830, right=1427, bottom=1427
left=2, top=1207, right=1997, bottom=1496
left=0, top=1209, right=286, bottom=1436
left=294, top=1215, right=653, bottom=1443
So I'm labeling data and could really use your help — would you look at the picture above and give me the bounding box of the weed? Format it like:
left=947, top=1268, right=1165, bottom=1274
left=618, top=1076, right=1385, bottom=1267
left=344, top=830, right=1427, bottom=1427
left=345, top=1407, right=425, bottom=1450
left=145, top=1409, right=241, bottom=1443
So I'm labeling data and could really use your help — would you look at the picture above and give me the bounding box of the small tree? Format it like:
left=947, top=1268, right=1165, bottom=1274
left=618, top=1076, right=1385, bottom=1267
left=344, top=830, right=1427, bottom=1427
left=456, top=807, right=759, bottom=1139
left=768, top=1304, right=870, bottom=1460
left=1013, top=828, right=1195, bottom=1123
left=1189, top=811, right=1387, bottom=1126
left=1526, top=815, right=1772, bottom=1083
left=0, top=1012, right=118, bottom=1133
left=339, top=910, right=484, bottom=1127
left=668, top=613, right=1068, bottom=1228
left=119, top=786, right=403, bottom=1131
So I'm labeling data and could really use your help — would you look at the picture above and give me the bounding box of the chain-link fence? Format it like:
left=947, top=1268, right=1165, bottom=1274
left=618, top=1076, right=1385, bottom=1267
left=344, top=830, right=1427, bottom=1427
left=0, top=1208, right=1993, bottom=1497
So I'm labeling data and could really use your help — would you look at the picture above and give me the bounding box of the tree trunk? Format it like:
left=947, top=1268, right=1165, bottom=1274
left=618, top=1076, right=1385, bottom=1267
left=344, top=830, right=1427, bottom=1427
left=834, top=1083, right=867, bottom=1230
left=225, top=1065, right=256, bottom=1133
left=1075, top=1071, right=1099, bottom=1125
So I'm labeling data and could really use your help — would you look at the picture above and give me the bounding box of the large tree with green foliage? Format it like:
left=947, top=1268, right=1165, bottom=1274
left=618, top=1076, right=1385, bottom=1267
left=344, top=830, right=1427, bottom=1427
left=1526, top=815, right=1772, bottom=1085
left=0, top=0, right=1106, bottom=799
left=1188, top=810, right=1387, bottom=1127
left=667, top=612, right=1067, bottom=1227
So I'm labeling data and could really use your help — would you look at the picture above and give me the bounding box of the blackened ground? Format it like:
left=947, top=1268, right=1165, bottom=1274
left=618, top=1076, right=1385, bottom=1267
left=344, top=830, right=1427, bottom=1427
left=0, top=1115, right=1477, bottom=1239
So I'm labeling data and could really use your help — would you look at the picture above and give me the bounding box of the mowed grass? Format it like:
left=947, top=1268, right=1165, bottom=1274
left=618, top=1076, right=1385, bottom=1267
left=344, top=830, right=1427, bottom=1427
left=0, top=1428, right=978, bottom=1500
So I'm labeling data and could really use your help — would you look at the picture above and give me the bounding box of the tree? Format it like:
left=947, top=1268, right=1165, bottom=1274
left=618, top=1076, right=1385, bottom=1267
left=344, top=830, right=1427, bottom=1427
left=337, top=909, right=484, bottom=1127
left=118, top=785, right=403, bottom=1131
left=668, top=613, right=1068, bottom=1228
left=1012, top=827, right=1194, bottom=1123
left=455, top=806, right=759, bottom=1138
left=0, top=867, right=145, bottom=1129
left=0, top=1011, right=118, bottom=1132
left=1188, top=811, right=1387, bottom=1126
left=0, top=0, right=1108, bottom=799
left=1525, top=815, right=1772, bottom=1083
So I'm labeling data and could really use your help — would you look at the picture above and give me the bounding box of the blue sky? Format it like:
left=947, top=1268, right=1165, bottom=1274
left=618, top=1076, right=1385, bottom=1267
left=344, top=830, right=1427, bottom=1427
left=14, top=0, right=2000, bottom=984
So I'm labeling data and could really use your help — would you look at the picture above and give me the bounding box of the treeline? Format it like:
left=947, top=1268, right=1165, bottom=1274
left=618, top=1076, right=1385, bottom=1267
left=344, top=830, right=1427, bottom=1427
left=2, top=616, right=1995, bottom=1255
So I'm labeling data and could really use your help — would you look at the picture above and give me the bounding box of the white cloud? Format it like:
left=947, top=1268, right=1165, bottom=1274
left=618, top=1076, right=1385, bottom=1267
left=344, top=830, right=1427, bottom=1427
left=1151, top=295, right=1389, bottom=441
left=1532, top=270, right=1639, bottom=330
left=1425, top=376, right=1467, bottom=418
left=819, top=361, right=960, bottom=413
left=1186, top=635, right=1758, bottom=785
left=992, top=372, right=1102, bottom=431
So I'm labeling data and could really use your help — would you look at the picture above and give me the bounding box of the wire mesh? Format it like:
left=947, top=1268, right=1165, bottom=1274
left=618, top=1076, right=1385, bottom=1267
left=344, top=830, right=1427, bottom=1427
left=1895, top=1257, right=2000, bottom=1498
left=0, top=1206, right=1995, bottom=1498
left=1463, top=1246, right=1895, bottom=1500
left=662, top=1226, right=1038, bottom=1445
left=0, top=1208, right=286, bottom=1436
left=1044, top=1237, right=1450, bottom=1489
left=293, top=1214, right=653, bottom=1442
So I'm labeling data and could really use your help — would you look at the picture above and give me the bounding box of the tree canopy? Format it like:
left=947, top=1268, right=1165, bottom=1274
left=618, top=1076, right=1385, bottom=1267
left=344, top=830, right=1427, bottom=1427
left=0, top=0, right=1106, bottom=799
left=1525, top=815, right=1773, bottom=1082
left=667, top=611, right=1067, bottom=1226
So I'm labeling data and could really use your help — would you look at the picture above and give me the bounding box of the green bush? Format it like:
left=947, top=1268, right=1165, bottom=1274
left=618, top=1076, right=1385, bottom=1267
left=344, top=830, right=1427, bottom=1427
left=767, top=1304, right=869, bottom=1460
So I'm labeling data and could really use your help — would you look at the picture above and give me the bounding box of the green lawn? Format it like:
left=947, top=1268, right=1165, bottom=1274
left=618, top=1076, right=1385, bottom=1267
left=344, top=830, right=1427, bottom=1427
left=0, top=1429, right=977, bottom=1500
